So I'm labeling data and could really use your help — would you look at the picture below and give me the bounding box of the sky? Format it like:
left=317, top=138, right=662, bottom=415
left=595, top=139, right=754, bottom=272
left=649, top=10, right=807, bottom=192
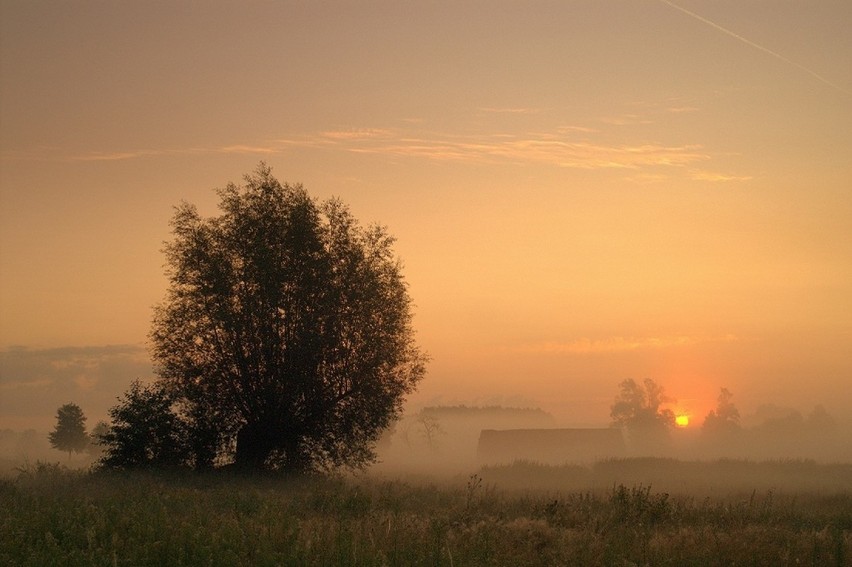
left=2, top=0, right=851, bottom=432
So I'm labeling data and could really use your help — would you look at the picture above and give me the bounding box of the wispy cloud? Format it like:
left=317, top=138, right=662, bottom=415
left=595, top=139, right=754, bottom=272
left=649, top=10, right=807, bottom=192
left=516, top=334, right=739, bottom=355
left=217, top=144, right=279, bottom=154
left=42, top=131, right=712, bottom=174
left=667, top=106, right=699, bottom=114
left=320, top=128, right=395, bottom=141
left=72, top=149, right=169, bottom=162
left=478, top=107, right=543, bottom=114
left=689, top=170, right=753, bottom=182
left=625, top=168, right=752, bottom=184
left=69, top=142, right=302, bottom=162
left=345, top=134, right=708, bottom=170
left=14, top=111, right=745, bottom=181
left=627, top=96, right=700, bottom=117
left=63, top=131, right=711, bottom=171
left=600, top=114, right=653, bottom=126
left=557, top=125, right=599, bottom=134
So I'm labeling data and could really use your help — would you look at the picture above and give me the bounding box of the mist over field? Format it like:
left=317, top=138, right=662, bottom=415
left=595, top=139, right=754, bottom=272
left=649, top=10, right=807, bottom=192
left=4, top=398, right=850, bottom=481
left=2, top=344, right=851, bottom=479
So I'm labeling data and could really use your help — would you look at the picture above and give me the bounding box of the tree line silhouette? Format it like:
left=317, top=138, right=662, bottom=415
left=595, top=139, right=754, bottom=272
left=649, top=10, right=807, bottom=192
left=608, top=378, right=842, bottom=459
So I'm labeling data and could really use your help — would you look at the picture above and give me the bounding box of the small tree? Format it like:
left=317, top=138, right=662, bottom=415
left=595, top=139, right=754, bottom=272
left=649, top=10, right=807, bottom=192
left=610, top=379, right=675, bottom=452
left=414, top=411, right=445, bottom=451
left=99, top=381, right=189, bottom=470
left=49, top=403, right=89, bottom=460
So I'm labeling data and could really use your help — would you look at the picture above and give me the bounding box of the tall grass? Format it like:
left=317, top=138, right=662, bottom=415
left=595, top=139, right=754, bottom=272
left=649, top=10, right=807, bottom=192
left=2, top=461, right=850, bottom=566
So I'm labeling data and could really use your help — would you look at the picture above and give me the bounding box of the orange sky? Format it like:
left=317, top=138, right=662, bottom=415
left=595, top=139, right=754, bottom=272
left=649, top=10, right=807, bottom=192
left=2, top=1, right=851, bottom=431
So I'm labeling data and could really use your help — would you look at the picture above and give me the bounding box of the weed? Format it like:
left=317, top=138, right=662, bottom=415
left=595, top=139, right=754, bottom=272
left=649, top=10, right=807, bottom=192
left=465, top=473, right=482, bottom=510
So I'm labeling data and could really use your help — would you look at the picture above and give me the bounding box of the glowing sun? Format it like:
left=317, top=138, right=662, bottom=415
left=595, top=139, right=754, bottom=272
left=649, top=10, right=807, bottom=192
left=675, top=414, right=690, bottom=427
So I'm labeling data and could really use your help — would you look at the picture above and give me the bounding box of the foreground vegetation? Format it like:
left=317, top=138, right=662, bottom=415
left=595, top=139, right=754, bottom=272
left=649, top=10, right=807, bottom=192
left=2, top=460, right=850, bottom=566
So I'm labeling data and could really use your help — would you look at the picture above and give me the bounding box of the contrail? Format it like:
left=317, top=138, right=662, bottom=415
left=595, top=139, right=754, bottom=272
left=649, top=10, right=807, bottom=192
left=659, top=0, right=851, bottom=96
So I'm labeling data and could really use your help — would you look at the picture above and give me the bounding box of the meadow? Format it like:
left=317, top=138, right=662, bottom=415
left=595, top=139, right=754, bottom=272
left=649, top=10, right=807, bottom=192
left=2, top=460, right=851, bottom=566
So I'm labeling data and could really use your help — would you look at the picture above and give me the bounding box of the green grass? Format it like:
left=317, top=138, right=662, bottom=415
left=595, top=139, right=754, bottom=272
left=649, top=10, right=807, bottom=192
left=2, top=461, right=850, bottom=566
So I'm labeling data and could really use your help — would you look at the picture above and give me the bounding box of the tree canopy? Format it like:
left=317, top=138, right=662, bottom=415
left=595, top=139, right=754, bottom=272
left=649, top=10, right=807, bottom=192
left=49, top=403, right=89, bottom=459
left=141, top=164, right=425, bottom=472
left=99, top=381, right=189, bottom=470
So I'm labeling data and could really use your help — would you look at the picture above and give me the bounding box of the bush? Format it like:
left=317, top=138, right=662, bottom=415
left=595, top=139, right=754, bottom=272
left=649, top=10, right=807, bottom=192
left=99, top=381, right=190, bottom=470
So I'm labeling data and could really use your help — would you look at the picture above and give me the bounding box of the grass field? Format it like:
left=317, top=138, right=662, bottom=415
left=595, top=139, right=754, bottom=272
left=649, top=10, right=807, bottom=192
left=2, top=460, right=851, bottom=566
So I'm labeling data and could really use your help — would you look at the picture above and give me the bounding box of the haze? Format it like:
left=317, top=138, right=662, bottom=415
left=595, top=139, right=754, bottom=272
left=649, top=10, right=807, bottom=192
left=2, top=1, right=851, bottom=450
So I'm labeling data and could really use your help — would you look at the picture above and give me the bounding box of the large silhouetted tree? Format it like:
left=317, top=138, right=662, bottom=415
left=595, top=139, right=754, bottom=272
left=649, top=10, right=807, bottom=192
left=610, top=378, right=675, bottom=452
left=149, top=164, right=426, bottom=472
left=49, top=403, right=89, bottom=460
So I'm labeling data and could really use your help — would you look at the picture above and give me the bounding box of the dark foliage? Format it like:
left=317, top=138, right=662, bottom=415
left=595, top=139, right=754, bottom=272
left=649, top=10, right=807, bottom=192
left=86, top=421, right=110, bottom=458
left=147, top=164, right=425, bottom=472
left=99, top=381, right=189, bottom=470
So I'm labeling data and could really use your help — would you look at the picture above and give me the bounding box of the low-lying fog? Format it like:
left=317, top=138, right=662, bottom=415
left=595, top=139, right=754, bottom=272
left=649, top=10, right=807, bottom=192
left=371, top=404, right=852, bottom=478
left=3, top=403, right=850, bottom=484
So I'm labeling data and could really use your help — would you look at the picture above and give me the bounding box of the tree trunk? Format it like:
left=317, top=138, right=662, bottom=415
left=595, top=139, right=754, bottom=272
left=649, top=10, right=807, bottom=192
left=234, top=423, right=274, bottom=469
left=234, top=419, right=314, bottom=472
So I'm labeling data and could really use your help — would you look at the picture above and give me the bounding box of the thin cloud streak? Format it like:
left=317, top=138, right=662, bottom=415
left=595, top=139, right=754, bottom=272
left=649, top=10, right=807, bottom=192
left=690, top=170, right=753, bottom=182
left=320, top=129, right=395, bottom=140
left=217, top=145, right=279, bottom=155
left=659, top=0, right=852, bottom=96
left=42, top=117, right=757, bottom=180
left=478, top=107, right=543, bottom=114
left=600, top=114, right=653, bottom=126
left=72, top=149, right=169, bottom=162
left=557, top=125, right=599, bottom=134
left=516, top=334, right=740, bottom=355
left=346, top=134, right=708, bottom=170
left=63, top=130, right=710, bottom=171
left=68, top=142, right=318, bottom=162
